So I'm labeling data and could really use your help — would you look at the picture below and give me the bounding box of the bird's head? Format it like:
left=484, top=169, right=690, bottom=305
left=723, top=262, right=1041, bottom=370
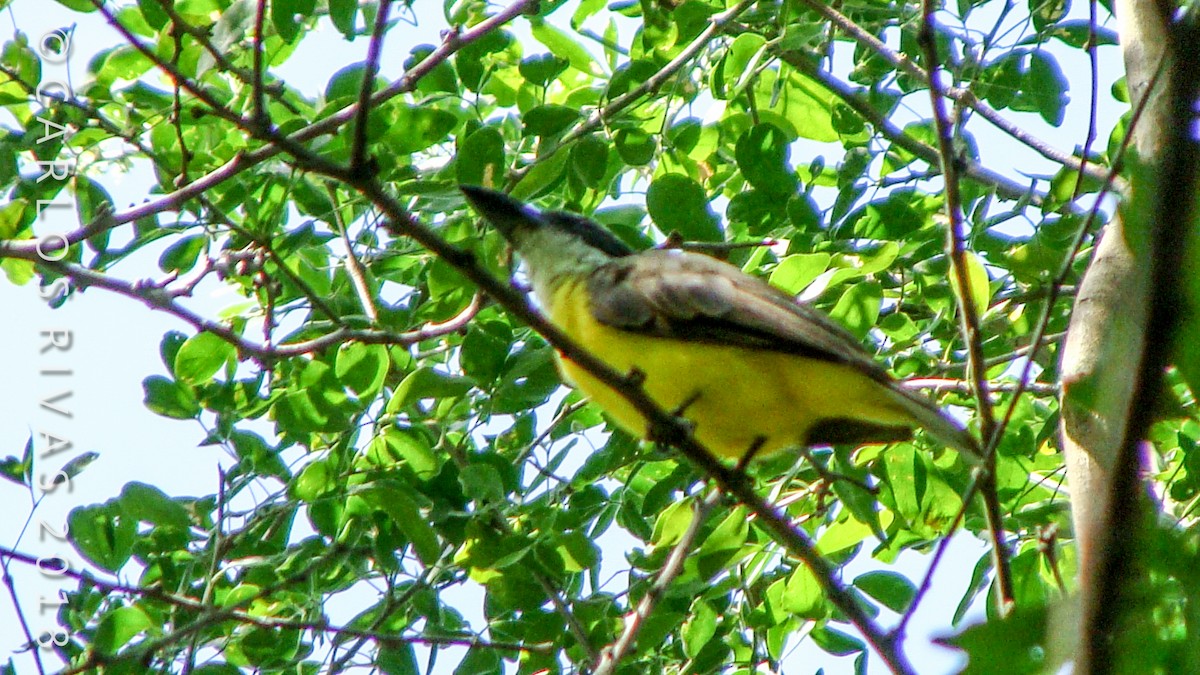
left=461, top=185, right=634, bottom=302
left=461, top=185, right=632, bottom=259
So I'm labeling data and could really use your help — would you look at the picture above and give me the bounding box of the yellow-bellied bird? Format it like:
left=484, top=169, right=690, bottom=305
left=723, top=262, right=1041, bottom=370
left=462, top=185, right=981, bottom=463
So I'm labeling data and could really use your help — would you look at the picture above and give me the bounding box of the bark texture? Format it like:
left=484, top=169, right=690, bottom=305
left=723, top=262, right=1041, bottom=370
left=1059, top=0, right=1173, bottom=670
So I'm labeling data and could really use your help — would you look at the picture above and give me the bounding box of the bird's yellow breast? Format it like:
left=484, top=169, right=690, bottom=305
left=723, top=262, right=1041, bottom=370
left=546, top=280, right=914, bottom=460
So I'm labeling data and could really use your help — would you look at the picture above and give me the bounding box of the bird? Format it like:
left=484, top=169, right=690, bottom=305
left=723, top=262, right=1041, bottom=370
left=460, top=185, right=981, bottom=464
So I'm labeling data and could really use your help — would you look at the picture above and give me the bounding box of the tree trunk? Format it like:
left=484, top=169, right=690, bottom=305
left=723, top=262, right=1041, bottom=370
left=1059, top=0, right=1172, bottom=670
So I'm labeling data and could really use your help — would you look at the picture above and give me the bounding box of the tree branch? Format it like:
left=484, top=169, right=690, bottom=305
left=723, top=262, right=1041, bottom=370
left=917, top=0, right=1012, bottom=614
left=1085, top=13, right=1200, bottom=674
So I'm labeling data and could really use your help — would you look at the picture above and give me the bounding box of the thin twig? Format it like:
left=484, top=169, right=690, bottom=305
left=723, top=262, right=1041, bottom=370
left=916, top=0, right=1012, bottom=613
left=779, top=53, right=1047, bottom=207
left=905, top=377, right=1058, bottom=396
left=31, top=260, right=469, bottom=364
left=1072, top=0, right=1102, bottom=201
left=507, top=0, right=757, bottom=186
left=593, top=488, right=723, bottom=675
left=93, top=0, right=247, bottom=129
left=327, top=185, right=380, bottom=322
left=251, top=0, right=268, bottom=126
left=152, top=0, right=296, bottom=114
left=1, top=0, right=541, bottom=261
left=991, top=51, right=1168, bottom=455
left=788, top=0, right=1121, bottom=194
left=896, top=475, right=983, bottom=636
left=0, top=495, right=49, bottom=675
left=182, top=466, right=228, bottom=675
left=351, top=0, right=394, bottom=173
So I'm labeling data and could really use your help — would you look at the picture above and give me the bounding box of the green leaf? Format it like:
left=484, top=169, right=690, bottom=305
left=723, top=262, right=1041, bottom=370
left=459, top=463, right=506, bottom=503
left=1026, top=52, right=1068, bottom=126
left=1, top=258, right=33, bottom=286
left=815, top=515, right=871, bottom=555
left=230, top=430, right=289, bottom=480
left=519, top=53, right=569, bottom=86
left=635, top=611, right=688, bottom=655
left=174, top=332, right=236, bottom=384
left=201, top=0, right=256, bottom=77
left=335, top=342, right=389, bottom=397
left=651, top=499, right=694, bottom=547
left=57, top=451, right=99, bottom=484
left=136, top=0, right=169, bottom=28
left=571, top=133, right=610, bottom=188
left=554, top=530, right=598, bottom=572
left=0, top=199, right=27, bottom=240
left=698, top=505, right=749, bottom=554
left=735, top=123, right=798, bottom=196
left=854, top=570, right=916, bottom=613
left=460, top=320, right=511, bottom=384
left=522, top=104, right=579, bottom=137
left=272, top=0, right=316, bottom=42
left=329, top=0, right=358, bottom=38
left=0, top=39, right=39, bottom=105
left=491, top=344, right=560, bottom=413
left=608, top=60, right=658, bottom=99
left=292, top=459, right=337, bottom=502
left=159, top=331, right=188, bottom=376
left=92, top=606, right=153, bottom=655
left=69, top=501, right=136, bottom=572
left=457, top=126, right=506, bottom=189
left=376, top=643, right=418, bottom=675
left=769, top=253, right=831, bottom=295
left=811, top=625, right=864, bottom=656
left=142, top=375, right=200, bottom=419
left=572, top=0, right=606, bottom=27
left=94, top=45, right=153, bottom=81
left=682, top=600, right=718, bottom=658
left=783, top=564, right=825, bottom=617
left=949, top=250, right=993, bottom=319
left=0, top=436, right=32, bottom=487
left=829, top=282, right=882, bottom=341
left=879, top=311, right=918, bottom=342
left=357, top=480, right=442, bottom=566
left=390, top=106, right=459, bottom=154
left=938, top=603, right=1050, bottom=674
left=512, top=145, right=571, bottom=199
left=529, top=20, right=601, bottom=77
left=52, top=0, right=98, bottom=12
left=275, top=360, right=352, bottom=433
left=727, top=190, right=787, bottom=234
left=884, top=122, right=937, bottom=176
left=1030, top=0, right=1069, bottom=32
left=121, top=482, right=190, bottom=530
left=74, top=178, right=113, bottom=252
left=158, top=234, right=207, bottom=274
left=778, top=71, right=839, bottom=143
left=720, top=33, right=766, bottom=99
left=646, top=174, right=721, bottom=241
left=387, top=367, right=475, bottom=412
left=885, top=443, right=922, bottom=522
left=325, top=62, right=367, bottom=102
left=406, top=44, right=459, bottom=95
left=614, top=128, right=656, bottom=166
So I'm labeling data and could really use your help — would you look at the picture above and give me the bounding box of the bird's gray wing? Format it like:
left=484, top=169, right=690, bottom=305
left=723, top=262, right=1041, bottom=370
left=586, top=249, right=889, bottom=380
left=586, top=249, right=981, bottom=457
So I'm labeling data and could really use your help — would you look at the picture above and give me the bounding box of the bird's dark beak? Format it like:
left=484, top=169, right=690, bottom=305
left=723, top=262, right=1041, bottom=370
left=460, top=185, right=542, bottom=242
